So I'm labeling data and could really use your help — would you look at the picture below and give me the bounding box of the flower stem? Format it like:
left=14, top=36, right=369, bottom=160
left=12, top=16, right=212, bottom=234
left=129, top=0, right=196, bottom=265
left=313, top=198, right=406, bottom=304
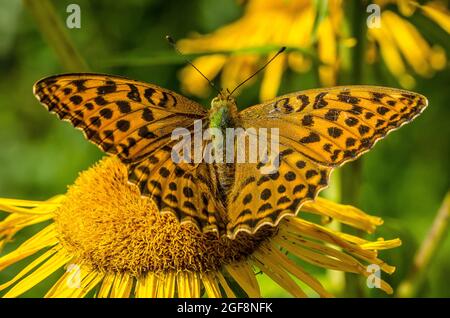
left=339, top=0, right=368, bottom=297
left=323, top=169, right=347, bottom=295
left=396, top=191, right=450, bottom=298
left=23, top=0, right=89, bottom=71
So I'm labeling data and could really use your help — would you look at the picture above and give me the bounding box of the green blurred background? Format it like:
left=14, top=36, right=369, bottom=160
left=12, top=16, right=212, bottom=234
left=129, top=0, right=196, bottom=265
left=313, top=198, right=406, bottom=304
left=0, top=0, right=449, bottom=297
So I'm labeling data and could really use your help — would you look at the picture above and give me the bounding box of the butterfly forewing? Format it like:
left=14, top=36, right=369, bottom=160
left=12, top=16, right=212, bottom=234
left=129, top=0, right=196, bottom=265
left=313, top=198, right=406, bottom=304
left=33, top=74, right=206, bottom=160
left=228, top=86, right=427, bottom=237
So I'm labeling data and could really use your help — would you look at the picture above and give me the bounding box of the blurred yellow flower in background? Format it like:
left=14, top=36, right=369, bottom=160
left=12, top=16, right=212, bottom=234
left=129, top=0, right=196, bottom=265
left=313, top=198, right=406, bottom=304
left=178, top=0, right=449, bottom=101
left=178, top=0, right=328, bottom=101
left=368, top=0, right=449, bottom=88
left=0, top=157, right=400, bottom=298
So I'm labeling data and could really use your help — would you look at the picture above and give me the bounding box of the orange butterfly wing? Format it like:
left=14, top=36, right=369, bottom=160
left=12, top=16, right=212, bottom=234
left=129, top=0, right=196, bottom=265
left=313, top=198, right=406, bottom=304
left=34, top=73, right=225, bottom=234
left=226, top=86, right=427, bottom=237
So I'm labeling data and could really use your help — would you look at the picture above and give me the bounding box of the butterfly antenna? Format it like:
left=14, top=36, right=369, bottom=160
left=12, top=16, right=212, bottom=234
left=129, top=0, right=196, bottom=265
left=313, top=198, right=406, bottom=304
left=229, top=47, right=286, bottom=97
left=166, top=35, right=221, bottom=96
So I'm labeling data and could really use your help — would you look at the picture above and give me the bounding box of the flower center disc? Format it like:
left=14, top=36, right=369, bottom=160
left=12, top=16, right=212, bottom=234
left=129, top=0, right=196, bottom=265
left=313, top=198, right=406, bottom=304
left=55, top=157, right=270, bottom=275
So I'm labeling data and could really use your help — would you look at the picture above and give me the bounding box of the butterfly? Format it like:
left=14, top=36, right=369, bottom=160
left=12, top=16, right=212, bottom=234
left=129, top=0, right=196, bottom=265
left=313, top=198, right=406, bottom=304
left=34, top=73, right=427, bottom=239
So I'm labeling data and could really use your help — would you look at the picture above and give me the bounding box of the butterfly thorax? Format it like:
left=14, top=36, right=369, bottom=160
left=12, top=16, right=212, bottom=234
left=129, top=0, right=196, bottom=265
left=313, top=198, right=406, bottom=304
left=208, top=94, right=239, bottom=129
left=208, top=94, right=240, bottom=206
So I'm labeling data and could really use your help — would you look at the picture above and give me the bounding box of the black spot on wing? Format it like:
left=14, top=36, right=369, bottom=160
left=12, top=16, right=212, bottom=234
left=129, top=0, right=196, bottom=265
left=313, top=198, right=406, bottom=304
left=117, top=101, right=131, bottom=113
left=158, top=92, right=169, bottom=107
left=138, top=126, right=157, bottom=139
left=345, top=117, right=359, bottom=127
left=302, top=115, right=314, bottom=127
left=377, top=106, right=389, bottom=115
left=116, top=120, right=130, bottom=132
left=337, top=94, right=360, bottom=104
left=324, top=109, right=340, bottom=121
left=97, top=80, right=117, bottom=95
left=144, top=88, right=156, bottom=105
left=72, top=79, right=87, bottom=92
left=142, top=108, right=154, bottom=122
left=349, top=105, right=363, bottom=115
left=313, top=92, right=328, bottom=109
left=100, top=108, right=113, bottom=119
left=296, top=94, right=309, bottom=112
left=95, top=96, right=108, bottom=106
left=69, top=95, right=83, bottom=105
left=127, top=84, right=141, bottom=102
left=328, top=127, right=343, bottom=138
left=274, top=98, right=293, bottom=112
left=300, top=132, right=320, bottom=144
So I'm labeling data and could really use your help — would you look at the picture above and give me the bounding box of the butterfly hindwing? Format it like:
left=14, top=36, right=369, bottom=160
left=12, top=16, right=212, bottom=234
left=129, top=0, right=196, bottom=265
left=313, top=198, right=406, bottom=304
left=130, top=154, right=224, bottom=233
left=227, top=86, right=427, bottom=237
left=227, top=146, right=331, bottom=237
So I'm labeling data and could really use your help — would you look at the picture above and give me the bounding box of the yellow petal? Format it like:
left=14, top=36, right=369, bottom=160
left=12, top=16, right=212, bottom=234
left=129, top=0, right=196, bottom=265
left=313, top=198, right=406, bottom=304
left=201, top=272, right=222, bottom=298
left=383, top=11, right=431, bottom=76
left=282, top=217, right=377, bottom=259
left=216, top=271, right=236, bottom=298
left=430, top=45, right=447, bottom=70
left=0, top=213, right=53, bottom=235
left=360, top=238, right=402, bottom=251
left=281, top=218, right=398, bottom=275
left=70, top=270, right=103, bottom=298
left=419, top=2, right=450, bottom=34
left=224, top=261, right=260, bottom=297
left=176, top=271, right=200, bottom=298
left=301, top=197, right=383, bottom=233
left=288, top=5, right=315, bottom=47
left=276, top=233, right=359, bottom=273
left=288, top=52, right=312, bottom=73
left=135, top=273, right=158, bottom=298
left=97, top=272, right=115, bottom=298
left=0, top=225, right=58, bottom=271
left=157, top=272, right=175, bottom=298
left=0, top=247, right=59, bottom=292
left=221, top=55, right=258, bottom=94
left=317, top=17, right=337, bottom=86
left=260, top=243, right=333, bottom=298
left=368, top=24, right=406, bottom=78
left=2, top=247, right=71, bottom=298
left=252, top=249, right=307, bottom=298
left=1, top=213, right=53, bottom=251
left=110, top=273, right=133, bottom=298
left=275, top=232, right=362, bottom=273
left=0, top=196, right=62, bottom=215
left=260, top=53, right=286, bottom=102
left=179, top=55, right=227, bottom=98
left=45, top=265, right=103, bottom=298
left=398, top=0, right=416, bottom=16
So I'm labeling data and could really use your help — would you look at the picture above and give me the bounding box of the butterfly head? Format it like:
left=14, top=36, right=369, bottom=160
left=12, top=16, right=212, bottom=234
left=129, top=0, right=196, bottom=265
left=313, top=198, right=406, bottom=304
left=209, top=90, right=238, bottom=129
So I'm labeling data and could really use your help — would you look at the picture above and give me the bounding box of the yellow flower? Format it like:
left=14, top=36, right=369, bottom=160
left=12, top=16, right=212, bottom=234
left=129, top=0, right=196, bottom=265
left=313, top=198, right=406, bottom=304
left=368, top=0, right=449, bottom=88
left=178, top=0, right=448, bottom=101
left=0, top=156, right=399, bottom=298
left=178, top=0, right=325, bottom=101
